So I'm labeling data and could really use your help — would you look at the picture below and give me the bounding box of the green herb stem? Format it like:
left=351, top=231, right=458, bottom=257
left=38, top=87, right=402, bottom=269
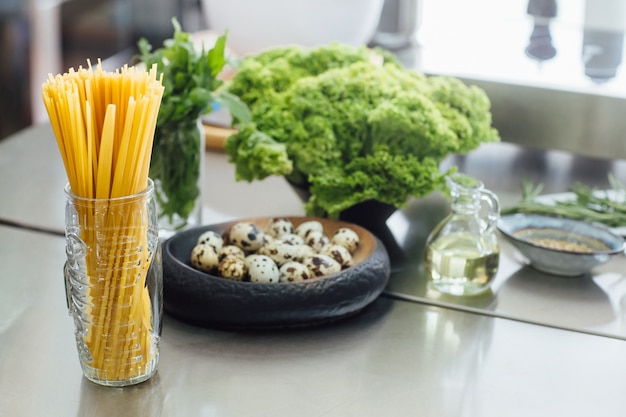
left=503, top=175, right=626, bottom=228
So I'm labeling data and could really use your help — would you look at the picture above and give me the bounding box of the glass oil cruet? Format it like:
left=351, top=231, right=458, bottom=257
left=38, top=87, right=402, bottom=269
left=424, top=173, right=501, bottom=296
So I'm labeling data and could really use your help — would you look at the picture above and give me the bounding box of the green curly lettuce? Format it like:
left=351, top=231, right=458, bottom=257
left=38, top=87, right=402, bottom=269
left=227, top=42, right=401, bottom=108
left=224, top=43, right=500, bottom=218
left=224, top=123, right=293, bottom=181
left=425, top=75, right=500, bottom=153
left=305, top=149, right=450, bottom=217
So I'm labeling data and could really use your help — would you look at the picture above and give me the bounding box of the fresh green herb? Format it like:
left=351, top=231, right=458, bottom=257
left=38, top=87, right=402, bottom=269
left=138, top=18, right=225, bottom=124
left=148, top=119, right=203, bottom=224
left=224, top=43, right=499, bottom=218
left=137, top=18, right=250, bottom=225
left=502, top=174, right=626, bottom=228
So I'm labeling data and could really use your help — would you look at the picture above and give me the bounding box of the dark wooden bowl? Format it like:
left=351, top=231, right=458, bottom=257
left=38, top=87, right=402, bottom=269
left=162, top=216, right=391, bottom=329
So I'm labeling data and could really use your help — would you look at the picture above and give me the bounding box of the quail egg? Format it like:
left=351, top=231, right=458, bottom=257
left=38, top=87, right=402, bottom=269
left=245, top=254, right=280, bottom=283
left=304, top=230, right=330, bottom=252
left=190, top=244, right=220, bottom=273
left=295, top=220, right=324, bottom=239
left=258, top=240, right=302, bottom=266
left=279, top=233, right=305, bottom=246
left=279, top=261, right=312, bottom=282
left=266, top=217, right=294, bottom=238
left=229, top=222, right=267, bottom=252
left=303, top=254, right=342, bottom=277
left=320, top=244, right=353, bottom=268
left=295, top=244, right=316, bottom=262
left=218, top=255, right=247, bottom=281
left=217, top=245, right=246, bottom=262
left=332, top=227, right=360, bottom=254
left=196, top=230, right=224, bottom=251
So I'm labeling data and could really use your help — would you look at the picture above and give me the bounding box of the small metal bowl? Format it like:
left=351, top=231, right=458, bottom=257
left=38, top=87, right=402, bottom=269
left=498, top=214, right=625, bottom=276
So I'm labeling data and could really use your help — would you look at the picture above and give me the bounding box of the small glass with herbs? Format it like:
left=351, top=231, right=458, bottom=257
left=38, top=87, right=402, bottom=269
left=150, top=119, right=205, bottom=238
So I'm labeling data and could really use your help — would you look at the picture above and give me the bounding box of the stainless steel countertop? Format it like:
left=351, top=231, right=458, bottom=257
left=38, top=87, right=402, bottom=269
left=2, top=123, right=626, bottom=415
left=3, top=224, right=626, bottom=416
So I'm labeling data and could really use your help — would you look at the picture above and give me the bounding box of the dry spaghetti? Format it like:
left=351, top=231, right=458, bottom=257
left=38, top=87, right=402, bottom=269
left=42, top=61, right=164, bottom=383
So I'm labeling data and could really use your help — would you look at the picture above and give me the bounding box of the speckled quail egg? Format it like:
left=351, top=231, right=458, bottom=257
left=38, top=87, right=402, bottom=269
left=217, top=245, right=245, bottom=262
left=279, top=233, right=305, bottom=246
left=218, top=254, right=247, bottom=281
left=303, top=254, right=342, bottom=277
left=229, top=222, right=267, bottom=252
left=295, top=220, right=324, bottom=239
left=262, top=234, right=275, bottom=245
left=279, top=261, right=312, bottom=282
left=332, top=227, right=360, bottom=254
left=243, top=254, right=260, bottom=269
left=196, top=230, right=224, bottom=251
left=190, top=244, right=220, bottom=273
left=257, top=240, right=301, bottom=266
left=304, top=230, right=330, bottom=252
left=245, top=254, right=280, bottom=283
left=266, top=218, right=294, bottom=238
left=320, top=244, right=353, bottom=269
left=295, top=244, right=316, bottom=262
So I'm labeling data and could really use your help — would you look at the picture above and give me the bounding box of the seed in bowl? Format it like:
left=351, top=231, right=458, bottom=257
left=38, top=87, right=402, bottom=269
left=533, top=238, right=599, bottom=252
left=512, top=227, right=611, bottom=253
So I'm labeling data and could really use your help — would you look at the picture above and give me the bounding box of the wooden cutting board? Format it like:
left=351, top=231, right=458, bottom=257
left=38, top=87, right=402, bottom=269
left=203, top=123, right=237, bottom=151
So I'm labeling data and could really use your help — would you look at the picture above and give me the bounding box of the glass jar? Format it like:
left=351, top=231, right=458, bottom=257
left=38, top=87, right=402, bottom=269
left=424, top=174, right=500, bottom=296
left=63, top=179, right=163, bottom=386
left=150, top=118, right=204, bottom=238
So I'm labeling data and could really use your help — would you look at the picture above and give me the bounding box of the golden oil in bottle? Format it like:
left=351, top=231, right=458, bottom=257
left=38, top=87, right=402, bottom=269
left=425, top=232, right=499, bottom=296
left=424, top=174, right=501, bottom=296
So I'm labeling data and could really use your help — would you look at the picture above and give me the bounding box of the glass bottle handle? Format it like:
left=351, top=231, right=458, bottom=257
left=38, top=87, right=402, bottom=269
left=480, top=189, right=501, bottom=232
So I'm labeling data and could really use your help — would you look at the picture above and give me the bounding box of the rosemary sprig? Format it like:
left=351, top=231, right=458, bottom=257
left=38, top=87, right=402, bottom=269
left=502, top=174, right=626, bottom=228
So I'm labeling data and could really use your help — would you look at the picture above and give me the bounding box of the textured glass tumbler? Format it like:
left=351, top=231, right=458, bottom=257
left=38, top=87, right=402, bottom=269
left=63, top=179, right=163, bottom=387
